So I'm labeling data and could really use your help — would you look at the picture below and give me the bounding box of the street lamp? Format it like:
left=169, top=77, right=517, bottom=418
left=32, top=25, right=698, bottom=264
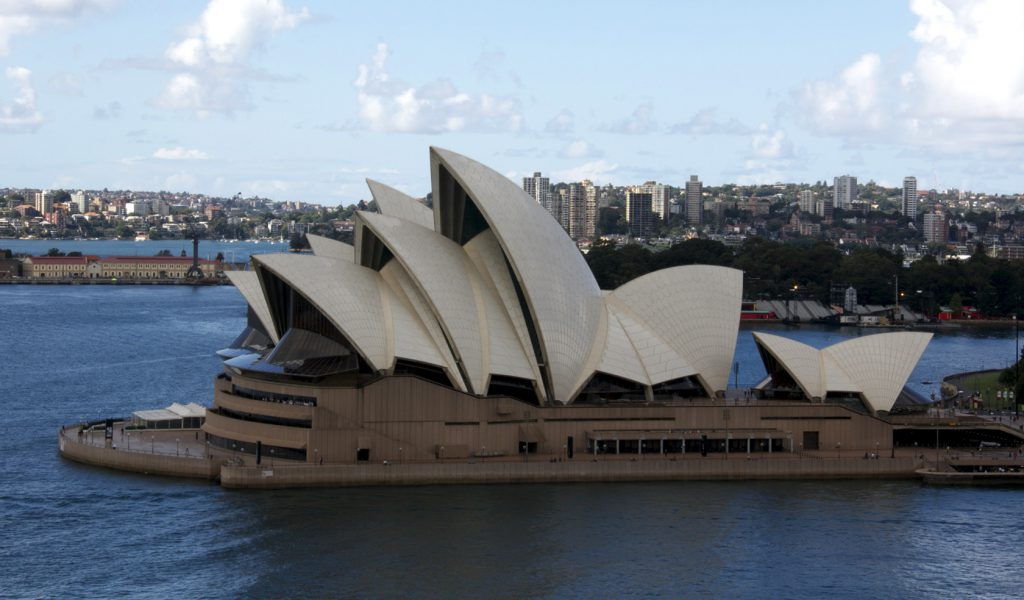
left=176, top=438, right=180, bottom=456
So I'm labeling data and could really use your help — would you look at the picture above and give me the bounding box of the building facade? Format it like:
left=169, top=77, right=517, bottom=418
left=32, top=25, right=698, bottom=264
left=923, top=211, right=947, bottom=244
left=833, top=175, right=857, bottom=209
left=798, top=190, right=815, bottom=214
left=24, top=255, right=221, bottom=279
left=522, top=172, right=551, bottom=214
left=684, top=175, right=702, bottom=224
left=625, top=188, right=654, bottom=238
left=902, top=176, right=918, bottom=219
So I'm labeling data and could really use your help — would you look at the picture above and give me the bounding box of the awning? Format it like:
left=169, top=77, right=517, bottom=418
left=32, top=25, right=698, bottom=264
left=133, top=409, right=180, bottom=422
left=167, top=402, right=206, bottom=418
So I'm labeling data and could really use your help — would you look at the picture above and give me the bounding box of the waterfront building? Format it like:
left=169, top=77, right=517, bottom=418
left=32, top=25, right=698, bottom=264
left=522, top=172, right=551, bottom=214
left=798, top=190, right=815, bottom=214
left=201, top=147, right=935, bottom=469
left=23, top=255, right=220, bottom=279
left=923, top=211, right=947, bottom=244
left=624, top=188, right=654, bottom=238
left=643, top=181, right=669, bottom=221
left=833, top=175, right=857, bottom=209
left=684, top=175, right=702, bottom=224
left=902, top=176, right=918, bottom=219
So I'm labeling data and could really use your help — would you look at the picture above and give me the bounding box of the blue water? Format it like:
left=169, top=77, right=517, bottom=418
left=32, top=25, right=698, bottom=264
left=3, top=285, right=1024, bottom=599
left=0, top=239, right=290, bottom=262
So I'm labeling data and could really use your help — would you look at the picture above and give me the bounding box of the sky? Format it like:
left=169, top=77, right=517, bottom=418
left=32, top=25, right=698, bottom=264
left=1, top=0, right=1023, bottom=204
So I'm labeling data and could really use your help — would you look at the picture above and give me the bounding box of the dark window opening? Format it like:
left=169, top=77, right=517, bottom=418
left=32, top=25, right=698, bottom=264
left=356, top=448, right=370, bottom=461
left=487, top=374, right=540, bottom=406
left=803, top=431, right=820, bottom=450
left=824, top=391, right=870, bottom=414
left=393, top=359, right=455, bottom=388
left=518, top=441, right=538, bottom=454
left=206, top=432, right=306, bottom=461
left=232, top=385, right=316, bottom=406
left=359, top=227, right=393, bottom=271
left=505, top=254, right=552, bottom=401
left=212, top=406, right=311, bottom=429
left=574, top=372, right=647, bottom=404
left=437, top=164, right=491, bottom=245
left=651, top=376, right=707, bottom=400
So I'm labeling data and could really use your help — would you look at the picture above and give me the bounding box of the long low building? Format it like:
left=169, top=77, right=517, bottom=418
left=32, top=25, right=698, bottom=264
left=23, top=255, right=220, bottom=279
left=194, top=147, right=945, bottom=472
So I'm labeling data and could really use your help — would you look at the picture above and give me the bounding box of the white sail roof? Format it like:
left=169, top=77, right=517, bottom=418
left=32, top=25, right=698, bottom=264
left=307, top=234, right=354, bottom=262
left=753, top=331, right=932, bottom=413
left=431, top=147, right=605, bottom=404
left=366, top=179, right=434, bottom=229
left=225, top=270, right=279, bottom=343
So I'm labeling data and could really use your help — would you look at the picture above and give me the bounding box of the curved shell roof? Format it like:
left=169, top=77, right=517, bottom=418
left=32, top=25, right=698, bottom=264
left=753, top=331, right=932, bottom=413
left=366, top=179, right=434, bottom=229
left=307, top=234, right=354, bottom=262
left=356, top=211, right=533, bottom=394
left=253, top=253, right=448, bottom=375
left=607, top=265, right=743, bottom=395
left=430, top=147, right=604, bottom=404
left=225, top=270, right=279, bottom=343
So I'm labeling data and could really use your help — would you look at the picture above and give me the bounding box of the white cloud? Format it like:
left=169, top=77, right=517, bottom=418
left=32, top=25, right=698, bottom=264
left=0, top=0, right=111, bottom=56
left=798, top=1, right=1024, bottom=150
left=153, top=146, right=209, bottom=160
left=552, top=159, right=619, bottom=184
left=559, top=139, right=602, bottom=159
left=157, top=0, right=308, bottom=115
left=599, top=102, right=657, bottom=135
left=93, top=100, right=122, bottom=120
left=669, top=107, right=751, bottom=135
left=351, top=43, right=524, bottom=134
left=545, top=108, right=574, bottom=135
left=1, top=66, right=43, bottom=133
left=800, top=53, right=884, bottom=134
left=750, top=125, right=793, bottom=159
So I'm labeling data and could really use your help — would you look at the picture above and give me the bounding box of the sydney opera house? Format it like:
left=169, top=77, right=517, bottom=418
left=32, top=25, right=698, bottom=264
left=206, top=147, right=933, bottom=467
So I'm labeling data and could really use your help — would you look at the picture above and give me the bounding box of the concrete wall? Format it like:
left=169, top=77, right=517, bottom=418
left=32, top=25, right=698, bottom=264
left=58, top=429, right=221, bottom=480
left=220, top=456, right=922, bottom=489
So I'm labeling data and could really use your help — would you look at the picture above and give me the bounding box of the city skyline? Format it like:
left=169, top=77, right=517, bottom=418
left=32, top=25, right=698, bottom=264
left=2, top=1, right=1023, bottom=203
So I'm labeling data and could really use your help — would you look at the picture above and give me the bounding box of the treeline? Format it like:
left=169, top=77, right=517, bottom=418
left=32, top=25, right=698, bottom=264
left=585, top=238, right=1024, bottom=317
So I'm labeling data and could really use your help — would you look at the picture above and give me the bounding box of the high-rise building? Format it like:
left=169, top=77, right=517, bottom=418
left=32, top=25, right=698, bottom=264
left=625, top=188, right=653, bottom=238
left=833, top=175, right=857, bottom=209
left=684, top=175, right=703, bottom=224
left=643, top=181, right=668, bottom=221
left=923, top=211, right=947, bottom=244
left=902, top=176, right=918, bottom=219
left=70, top=190, right=87, bottom=214
left=34, top=190, right=51, bottom=215
left=522, top=172, right=551, bottom=214
left=816, top=197, right=834, bottom=221
left=582, top=180, right=597, bottom=239
left=798, top=190, right=815, bottom=213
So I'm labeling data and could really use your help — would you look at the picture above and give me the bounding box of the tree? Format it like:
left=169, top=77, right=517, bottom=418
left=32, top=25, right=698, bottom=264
left=45, top=247, right=64, bottom=256
left=289, top=232, right=309, bottom=250
left=215, top=251, right=224, bottom=262
left=155, top=249, right=172, bottom=257
left=180, top=249, right=187, bottom=257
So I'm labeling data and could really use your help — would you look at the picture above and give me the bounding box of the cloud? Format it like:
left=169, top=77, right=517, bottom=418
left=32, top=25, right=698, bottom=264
left=156, top=0, right=309, bottom=115
left=797, top=1, right=1024, bottom=150
left=599, top=102, right=657, bottom=135
left=0, top=0, right=111, bottom=56
left=1, top=66, right=43, bottom=133
left=93, top=101, right=122, bottom=120
left=350, top=43, right=524, bottom=134
left=545, top=108, right=574, bottom=135
left=799, top=53, right=884, bottom=134
left=735, top=125, right=798, bottom=184
left=668, top=107, right=751, bottom=135
left=552, top=159, right=619, bottom=183
left=153, top=146, right=209, bottom=160
left=558, top=139, right=602, bottom=159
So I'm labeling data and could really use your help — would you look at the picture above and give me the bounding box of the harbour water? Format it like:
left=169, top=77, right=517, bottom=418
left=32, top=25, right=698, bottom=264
left=4, top=285, right=1024, bottom=598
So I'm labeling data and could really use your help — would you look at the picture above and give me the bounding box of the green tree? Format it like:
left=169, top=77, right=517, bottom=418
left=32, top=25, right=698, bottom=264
left=45, top=247, right=64, bottom=256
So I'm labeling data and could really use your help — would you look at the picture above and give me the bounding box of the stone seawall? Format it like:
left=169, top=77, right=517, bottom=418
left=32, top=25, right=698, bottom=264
left=58, top=429, right=221, bottom=480
left=220, top=456, right=922, bottom=489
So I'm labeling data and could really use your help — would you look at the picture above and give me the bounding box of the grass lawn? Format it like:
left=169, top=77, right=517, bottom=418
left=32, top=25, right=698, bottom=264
left=959, top=370, right=1016, bottom=410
